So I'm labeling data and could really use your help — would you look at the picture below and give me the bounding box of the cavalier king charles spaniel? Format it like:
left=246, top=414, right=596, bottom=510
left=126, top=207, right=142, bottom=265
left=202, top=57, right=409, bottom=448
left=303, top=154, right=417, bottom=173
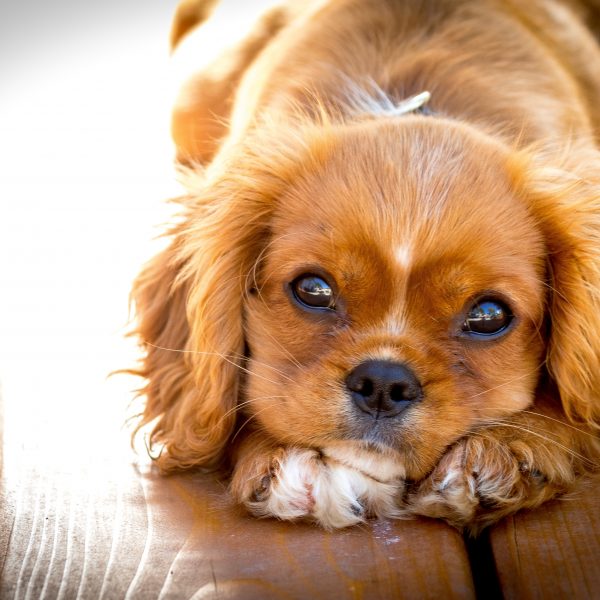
left=132, top=0, right=600, bottom=532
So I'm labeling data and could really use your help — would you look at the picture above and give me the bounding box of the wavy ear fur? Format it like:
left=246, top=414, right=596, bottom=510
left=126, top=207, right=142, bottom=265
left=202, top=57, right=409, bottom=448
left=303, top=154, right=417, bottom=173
left=132, top=144, right=289, bottom=470
left=131, top=205, right=263, bottom=471
left=515, top=148, right=600, bottom=425
left=130, top=230, right=220, bottom=472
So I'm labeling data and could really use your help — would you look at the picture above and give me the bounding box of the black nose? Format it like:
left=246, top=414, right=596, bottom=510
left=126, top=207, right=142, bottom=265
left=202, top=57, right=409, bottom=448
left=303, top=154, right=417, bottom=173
left=346, top=360, right=422, bottom=418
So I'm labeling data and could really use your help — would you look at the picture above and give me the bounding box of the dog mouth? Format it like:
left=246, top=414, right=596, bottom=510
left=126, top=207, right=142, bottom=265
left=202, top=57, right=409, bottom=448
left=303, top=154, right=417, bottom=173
left=340, top=412, right=413, bottom=452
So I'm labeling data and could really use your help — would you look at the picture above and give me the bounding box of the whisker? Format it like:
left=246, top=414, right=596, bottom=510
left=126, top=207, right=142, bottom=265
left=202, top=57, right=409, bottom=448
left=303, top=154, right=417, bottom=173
left=259, top=329, right=304, bottom=370
left=219, top=394, right=290, bottom=423
left=230, top=404, right=275, bottom=444
left=467, top=362, right=546, bottom=400
left=483, top=420, right=597, bottom=467
left=519, top=409, right=599, bottom=440
left=142, top=340, right=294, bottom=384
left=243, top=354, right=298, bottom=383
left=473, top=405, right=598, bottom=441
left=474, top=415, right=564, bottom=439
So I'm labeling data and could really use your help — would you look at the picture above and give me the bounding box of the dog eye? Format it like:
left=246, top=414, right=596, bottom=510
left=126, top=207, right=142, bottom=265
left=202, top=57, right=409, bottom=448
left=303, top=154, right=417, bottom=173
left=462, top=298, right=513, bottom=336
left=291, top=275, right=335, bottom=309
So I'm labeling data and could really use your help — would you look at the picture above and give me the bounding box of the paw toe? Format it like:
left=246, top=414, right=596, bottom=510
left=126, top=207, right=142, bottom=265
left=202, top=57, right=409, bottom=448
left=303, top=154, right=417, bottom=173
left=251, top=474, right=273, bottom=502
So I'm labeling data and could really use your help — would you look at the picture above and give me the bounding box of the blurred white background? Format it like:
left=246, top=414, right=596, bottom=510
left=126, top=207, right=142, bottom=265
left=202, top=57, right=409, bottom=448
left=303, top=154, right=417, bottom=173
left=0, top=1, right=183, bottom=465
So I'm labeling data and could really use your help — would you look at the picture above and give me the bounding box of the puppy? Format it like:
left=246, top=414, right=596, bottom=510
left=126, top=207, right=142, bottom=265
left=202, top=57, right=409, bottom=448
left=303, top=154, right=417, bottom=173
left=132, top=0, right=600, bottom=532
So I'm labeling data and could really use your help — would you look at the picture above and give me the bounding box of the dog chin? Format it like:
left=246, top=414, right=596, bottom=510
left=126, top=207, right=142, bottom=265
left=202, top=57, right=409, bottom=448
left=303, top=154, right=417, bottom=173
left=320, top=439, right=407, bottom=483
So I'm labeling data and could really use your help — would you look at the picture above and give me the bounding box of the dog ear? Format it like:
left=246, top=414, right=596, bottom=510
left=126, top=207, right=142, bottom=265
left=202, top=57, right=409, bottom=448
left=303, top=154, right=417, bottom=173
left=131, top=180, right=271, bottom=472
left=516, top=151, right=600, bottom=426
left=130, top=230, right=228, bottom=472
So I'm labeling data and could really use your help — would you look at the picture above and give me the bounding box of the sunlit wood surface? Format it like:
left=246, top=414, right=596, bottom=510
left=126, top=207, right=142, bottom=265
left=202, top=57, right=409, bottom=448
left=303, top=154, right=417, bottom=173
left=1, top=454, right=476, bottom=599
left=2, top=431, right=599, bottom=599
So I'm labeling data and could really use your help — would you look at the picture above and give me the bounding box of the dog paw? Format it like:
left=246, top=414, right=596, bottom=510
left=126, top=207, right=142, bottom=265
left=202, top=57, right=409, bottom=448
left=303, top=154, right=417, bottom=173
left=233, top=446, right=403, bottom=529
left=405, top=431, right=571, bottom=532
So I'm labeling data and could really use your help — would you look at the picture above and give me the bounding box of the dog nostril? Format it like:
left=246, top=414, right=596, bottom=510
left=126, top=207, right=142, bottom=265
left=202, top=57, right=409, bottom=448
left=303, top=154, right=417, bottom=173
left=345, top=360, right=422, bottom=418
left=389, top=383, right=408, bottom=403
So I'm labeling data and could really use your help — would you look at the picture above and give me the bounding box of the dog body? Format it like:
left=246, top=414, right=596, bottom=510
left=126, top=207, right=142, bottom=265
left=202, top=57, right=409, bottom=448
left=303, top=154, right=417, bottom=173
left=134, top=0, right=600, bottom=531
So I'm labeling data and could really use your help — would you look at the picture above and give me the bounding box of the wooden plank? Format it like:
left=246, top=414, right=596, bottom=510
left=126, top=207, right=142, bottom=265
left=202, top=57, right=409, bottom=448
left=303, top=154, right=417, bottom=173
left=1, top=457, right=476, bottom=599
left=489, top=479, right=600, bottom=600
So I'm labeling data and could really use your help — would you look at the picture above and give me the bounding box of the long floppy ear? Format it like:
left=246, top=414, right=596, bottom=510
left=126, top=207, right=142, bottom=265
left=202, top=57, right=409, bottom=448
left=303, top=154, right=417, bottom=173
left=131, top=177, right=272, bottom=472
left=516, top=150, right=600, bottom=426
left=130, top=230, right=202, bottom=471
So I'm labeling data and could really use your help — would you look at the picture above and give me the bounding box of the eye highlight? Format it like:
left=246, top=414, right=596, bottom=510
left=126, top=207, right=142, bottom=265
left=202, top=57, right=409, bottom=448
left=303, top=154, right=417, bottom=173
left=462, top=298, right=513, bottom=336
left=291, top=274, right=335, bottom=310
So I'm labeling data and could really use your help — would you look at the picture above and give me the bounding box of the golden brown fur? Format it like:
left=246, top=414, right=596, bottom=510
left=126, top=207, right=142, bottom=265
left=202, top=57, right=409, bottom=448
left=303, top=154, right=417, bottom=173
left=131, top=0, right=600, bottom=532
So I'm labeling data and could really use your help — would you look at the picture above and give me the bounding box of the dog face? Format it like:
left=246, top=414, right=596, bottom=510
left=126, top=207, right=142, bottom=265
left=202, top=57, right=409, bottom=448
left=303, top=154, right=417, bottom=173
left=132, top=111, right=600, bottom=476
left=241, top=118, right=546, bottom=479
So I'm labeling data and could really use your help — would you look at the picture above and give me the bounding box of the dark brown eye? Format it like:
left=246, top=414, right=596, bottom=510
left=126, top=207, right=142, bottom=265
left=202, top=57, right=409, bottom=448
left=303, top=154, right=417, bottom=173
left=291, top=275, right=335, bottom=310
left=462, top=298, right=513, bottom=336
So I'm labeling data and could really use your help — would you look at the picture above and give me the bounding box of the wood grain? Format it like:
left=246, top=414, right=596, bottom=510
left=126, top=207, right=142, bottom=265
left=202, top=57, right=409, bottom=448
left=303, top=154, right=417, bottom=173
left=3, top=431, right=600, bottom=598
left=489, top=478, right=600, bottom=600
left=1, top=456, right=476, bottom=599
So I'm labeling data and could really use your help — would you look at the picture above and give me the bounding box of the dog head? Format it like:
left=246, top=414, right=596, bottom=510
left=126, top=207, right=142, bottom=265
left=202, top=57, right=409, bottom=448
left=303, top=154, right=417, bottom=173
left=132, top=113, right=600, bottom=478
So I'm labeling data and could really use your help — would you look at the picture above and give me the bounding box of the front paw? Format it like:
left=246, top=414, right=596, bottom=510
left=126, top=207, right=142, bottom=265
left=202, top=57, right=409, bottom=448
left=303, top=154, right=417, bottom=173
left=406, top=430, right=573, bottom=532
left=232, top=446, right=403, bottom=529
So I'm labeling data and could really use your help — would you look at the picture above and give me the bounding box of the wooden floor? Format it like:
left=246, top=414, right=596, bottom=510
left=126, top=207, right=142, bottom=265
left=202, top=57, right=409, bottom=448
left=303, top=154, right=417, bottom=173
left=2, top=438, right=599, bottom=599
